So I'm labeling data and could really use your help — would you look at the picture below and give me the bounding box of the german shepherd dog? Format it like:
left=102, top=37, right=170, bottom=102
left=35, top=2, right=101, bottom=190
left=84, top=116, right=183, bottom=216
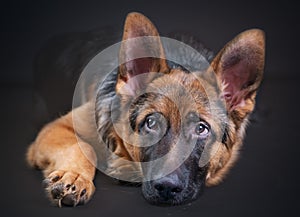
left=26, top=12, right=265, bottom=206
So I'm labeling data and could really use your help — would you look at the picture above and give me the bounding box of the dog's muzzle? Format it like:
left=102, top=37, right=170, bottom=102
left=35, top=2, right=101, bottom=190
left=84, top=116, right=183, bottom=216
left=141, top=166, right=206, bottom=205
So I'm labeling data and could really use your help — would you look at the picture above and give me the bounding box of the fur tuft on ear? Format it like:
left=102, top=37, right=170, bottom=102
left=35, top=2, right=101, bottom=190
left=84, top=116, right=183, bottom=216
left=211, top=29, right=265, bottom=118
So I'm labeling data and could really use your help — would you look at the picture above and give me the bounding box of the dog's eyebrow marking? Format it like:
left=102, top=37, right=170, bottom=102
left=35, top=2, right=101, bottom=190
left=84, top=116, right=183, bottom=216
left=129, top=93, right=153, bottom=131
left=186, top=112, right=203, bottom=123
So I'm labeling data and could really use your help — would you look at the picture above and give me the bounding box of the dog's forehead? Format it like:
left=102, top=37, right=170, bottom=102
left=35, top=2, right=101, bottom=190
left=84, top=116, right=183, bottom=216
left=150, top=69, right=213, bottom=99
left=146, top=69, right=216, bottom=117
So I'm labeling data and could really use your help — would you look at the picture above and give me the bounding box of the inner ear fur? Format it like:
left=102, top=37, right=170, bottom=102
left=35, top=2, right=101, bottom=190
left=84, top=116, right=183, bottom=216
left=211, top=29, right=265, bottom=118
left=117, top=12, right=169, bottom=94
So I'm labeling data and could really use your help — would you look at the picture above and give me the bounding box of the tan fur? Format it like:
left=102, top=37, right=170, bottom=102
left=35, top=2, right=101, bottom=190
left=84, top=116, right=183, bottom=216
left=27, top=108, right=96, bottom=206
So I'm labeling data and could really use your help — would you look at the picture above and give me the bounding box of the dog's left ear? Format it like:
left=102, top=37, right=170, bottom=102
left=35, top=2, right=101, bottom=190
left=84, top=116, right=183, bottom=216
left=211, top=29, right=265, bottom=119
left=117, top=12, right=169, bottom=95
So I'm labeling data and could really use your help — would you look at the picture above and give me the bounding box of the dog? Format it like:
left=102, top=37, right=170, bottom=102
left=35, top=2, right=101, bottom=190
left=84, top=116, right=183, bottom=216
left=26, top=12, right=265, bottom=207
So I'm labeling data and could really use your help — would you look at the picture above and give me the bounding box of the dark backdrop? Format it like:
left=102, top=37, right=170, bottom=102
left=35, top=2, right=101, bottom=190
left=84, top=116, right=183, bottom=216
left=1, top=0, right=299, bottom=217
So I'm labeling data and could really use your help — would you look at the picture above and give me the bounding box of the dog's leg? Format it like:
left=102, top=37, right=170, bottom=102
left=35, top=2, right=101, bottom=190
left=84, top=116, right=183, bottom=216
left=26, top=106, right=96, bottom=207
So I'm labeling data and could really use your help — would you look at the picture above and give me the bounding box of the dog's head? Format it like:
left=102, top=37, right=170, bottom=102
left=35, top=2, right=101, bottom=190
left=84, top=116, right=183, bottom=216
left=104, top=12, right=265, bottom=205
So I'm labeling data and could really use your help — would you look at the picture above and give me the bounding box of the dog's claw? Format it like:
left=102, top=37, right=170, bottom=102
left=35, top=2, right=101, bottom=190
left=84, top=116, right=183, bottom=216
left=44, top=170, right=95, bottom=207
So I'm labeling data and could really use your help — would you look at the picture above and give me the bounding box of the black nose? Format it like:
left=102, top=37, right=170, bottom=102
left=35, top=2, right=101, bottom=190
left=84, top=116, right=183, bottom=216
left=153, top=179, right=183, bottom=200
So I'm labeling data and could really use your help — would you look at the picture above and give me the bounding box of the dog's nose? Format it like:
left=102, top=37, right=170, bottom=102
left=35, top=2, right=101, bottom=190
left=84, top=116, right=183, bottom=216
left=153, top=178, right=183, bottom=200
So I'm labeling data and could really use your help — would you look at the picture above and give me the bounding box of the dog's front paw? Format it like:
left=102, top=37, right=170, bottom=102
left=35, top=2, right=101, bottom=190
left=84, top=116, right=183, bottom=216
left=43, top=170, right=95, bottom=207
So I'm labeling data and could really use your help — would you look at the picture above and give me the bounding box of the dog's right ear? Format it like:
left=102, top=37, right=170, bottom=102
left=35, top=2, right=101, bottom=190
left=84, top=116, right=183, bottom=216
left=117, top=12, right=169, bottom=95
left=210, top=29, right=265, bottom=120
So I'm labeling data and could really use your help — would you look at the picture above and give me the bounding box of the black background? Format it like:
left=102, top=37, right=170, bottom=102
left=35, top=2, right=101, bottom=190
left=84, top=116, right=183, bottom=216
left=1, top=0, right=299, bottom=216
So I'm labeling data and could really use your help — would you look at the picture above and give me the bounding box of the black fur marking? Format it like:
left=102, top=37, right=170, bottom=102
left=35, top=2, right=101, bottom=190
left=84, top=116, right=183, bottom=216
left=221, top=125, right=230, bottom=149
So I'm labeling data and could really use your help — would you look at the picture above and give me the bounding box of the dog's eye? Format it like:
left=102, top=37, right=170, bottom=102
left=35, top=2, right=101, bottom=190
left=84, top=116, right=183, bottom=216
left=140, top=113, right=167, bottom=136
left=195, top=122, right=210, bottom=137
left=142, top=113, right=167, bottom=133
left=146, top=116, right=157, bottom=130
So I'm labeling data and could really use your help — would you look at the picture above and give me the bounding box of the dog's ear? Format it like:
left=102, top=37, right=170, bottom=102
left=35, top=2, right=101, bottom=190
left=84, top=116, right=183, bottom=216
left=211, top=29, right=265, bottom=119
left=117, top=12, right=169, bottom=95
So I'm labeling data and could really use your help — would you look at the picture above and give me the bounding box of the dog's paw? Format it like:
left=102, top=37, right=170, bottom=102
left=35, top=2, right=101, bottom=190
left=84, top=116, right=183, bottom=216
left=43, top=170, right=95, bottom=207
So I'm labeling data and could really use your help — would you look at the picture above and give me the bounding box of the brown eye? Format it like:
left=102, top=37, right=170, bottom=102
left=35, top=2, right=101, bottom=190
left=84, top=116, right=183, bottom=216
left=195, top=122, right=209, bottom=136
left=146, top=116, right=157, bottom=130
left=140, top=113, right=167, bottom=136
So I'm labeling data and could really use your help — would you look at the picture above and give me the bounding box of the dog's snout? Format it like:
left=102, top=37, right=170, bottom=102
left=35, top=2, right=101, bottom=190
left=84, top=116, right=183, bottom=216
left=153, top=178, right=184, bottom=200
